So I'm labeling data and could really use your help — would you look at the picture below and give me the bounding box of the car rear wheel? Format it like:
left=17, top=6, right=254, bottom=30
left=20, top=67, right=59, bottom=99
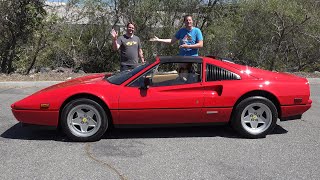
left=231, top=96, right=277, bottom=138
left=61, top=98, right=108, bottom=141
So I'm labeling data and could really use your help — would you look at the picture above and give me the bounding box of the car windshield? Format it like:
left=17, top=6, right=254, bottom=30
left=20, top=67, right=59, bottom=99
left=106, top=63, right=150, bottom=85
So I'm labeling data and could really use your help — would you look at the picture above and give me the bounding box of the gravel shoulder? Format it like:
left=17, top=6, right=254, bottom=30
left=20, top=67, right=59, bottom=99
left=0, top=72, right=320, bottom=82
left=0, top=72, right=93, bottom=81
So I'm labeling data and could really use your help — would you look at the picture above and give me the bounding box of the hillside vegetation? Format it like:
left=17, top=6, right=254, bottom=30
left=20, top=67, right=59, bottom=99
left=0, top=0, right=319, bottom=74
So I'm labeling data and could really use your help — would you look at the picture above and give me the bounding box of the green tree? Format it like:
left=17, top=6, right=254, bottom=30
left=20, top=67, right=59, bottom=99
left=0, top=0, right=46, bottom=74
left=2, top=0, right=319, bottom=74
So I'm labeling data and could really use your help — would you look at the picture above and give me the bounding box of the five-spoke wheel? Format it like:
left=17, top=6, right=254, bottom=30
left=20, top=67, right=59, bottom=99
left=232, top=96, right=277, bottom=138
left=61, top=98, right=108, bottom=141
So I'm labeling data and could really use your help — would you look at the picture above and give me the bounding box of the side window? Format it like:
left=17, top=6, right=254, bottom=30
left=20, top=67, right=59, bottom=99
left=129, top=62, right=202, bottom=87
left=206, top=64, right=240, bottom=81
left=129, top=66, right=156, bottom=87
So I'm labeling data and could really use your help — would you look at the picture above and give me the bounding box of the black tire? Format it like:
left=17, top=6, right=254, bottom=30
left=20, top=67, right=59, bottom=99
left=61, top=98, right=108, bottom=142
left=231, top=96, right=277, bottom=138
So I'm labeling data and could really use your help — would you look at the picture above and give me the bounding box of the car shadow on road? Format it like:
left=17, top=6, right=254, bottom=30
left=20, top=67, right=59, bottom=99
left=103, top=124, right=288, bottom=139
left=1, top=123, right=67, bottom=141
left=1, top=123, right=288, bottom=141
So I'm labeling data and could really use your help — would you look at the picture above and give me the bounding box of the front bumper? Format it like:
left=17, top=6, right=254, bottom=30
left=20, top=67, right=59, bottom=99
left=11, top=108, right=59, bottom=126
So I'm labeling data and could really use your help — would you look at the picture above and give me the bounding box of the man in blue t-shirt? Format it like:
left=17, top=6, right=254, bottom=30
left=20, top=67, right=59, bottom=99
left=150, top=15, right=203, bottom=56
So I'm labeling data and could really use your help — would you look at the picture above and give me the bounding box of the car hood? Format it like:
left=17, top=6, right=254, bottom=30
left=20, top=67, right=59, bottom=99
left=11, top=73, right=116, bottom=111
left=38, top=73, right=111, bottom=93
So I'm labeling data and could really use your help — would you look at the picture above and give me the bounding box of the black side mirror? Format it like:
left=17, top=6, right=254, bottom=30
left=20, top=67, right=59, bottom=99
left=140, top=77, right=151, bottom=90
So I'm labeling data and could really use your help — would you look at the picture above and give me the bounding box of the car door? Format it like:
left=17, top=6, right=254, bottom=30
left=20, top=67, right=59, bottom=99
left=117, top=62, right=204, bottom=125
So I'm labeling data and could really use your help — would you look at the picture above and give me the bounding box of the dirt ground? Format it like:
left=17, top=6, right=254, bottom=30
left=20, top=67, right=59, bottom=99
left=290, top=72, right=320, bottom=78
left=0, top=71, right=319, bottom=82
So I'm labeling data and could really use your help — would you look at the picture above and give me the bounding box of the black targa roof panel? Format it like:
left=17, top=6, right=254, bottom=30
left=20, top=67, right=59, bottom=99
left=159, top=56, right=203, bottom=63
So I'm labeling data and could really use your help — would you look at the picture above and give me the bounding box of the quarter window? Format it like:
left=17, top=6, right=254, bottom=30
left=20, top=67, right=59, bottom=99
left=206, top=64, right=240, bottom=81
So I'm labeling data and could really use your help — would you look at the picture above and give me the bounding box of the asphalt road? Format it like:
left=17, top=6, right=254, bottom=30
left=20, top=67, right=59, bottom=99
left=0, top=81, right=319, bottom=180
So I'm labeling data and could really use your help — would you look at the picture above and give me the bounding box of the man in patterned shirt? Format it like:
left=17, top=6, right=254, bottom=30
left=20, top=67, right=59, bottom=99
left=111, top=22, right=145, bottom=71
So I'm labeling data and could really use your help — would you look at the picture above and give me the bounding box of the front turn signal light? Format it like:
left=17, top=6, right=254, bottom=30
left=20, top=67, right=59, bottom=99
left=40, top=103, right=50, bottom=109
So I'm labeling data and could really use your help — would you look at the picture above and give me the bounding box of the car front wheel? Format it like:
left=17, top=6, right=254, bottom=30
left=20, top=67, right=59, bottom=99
left=231, top=96, right=277, bottom=138
left=61, top=98, right=108, bottom=141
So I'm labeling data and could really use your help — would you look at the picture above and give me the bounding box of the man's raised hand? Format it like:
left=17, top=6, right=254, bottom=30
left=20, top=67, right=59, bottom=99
left=111, top=29, right=118, bottom=39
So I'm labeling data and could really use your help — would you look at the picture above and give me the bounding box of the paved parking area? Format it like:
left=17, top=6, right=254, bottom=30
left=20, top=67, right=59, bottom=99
left=0, top=81, right=319, bottom=180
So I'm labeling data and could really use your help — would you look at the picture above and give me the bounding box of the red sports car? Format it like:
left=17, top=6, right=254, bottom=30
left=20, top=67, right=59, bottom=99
left=11, top=56, right=312, bottom=141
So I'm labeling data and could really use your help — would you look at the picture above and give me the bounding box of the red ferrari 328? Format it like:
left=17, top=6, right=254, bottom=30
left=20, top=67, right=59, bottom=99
left=11, top=56, right=312, bottom=141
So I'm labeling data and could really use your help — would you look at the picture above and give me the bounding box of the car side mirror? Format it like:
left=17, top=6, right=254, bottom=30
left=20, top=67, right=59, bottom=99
left=140, top=77, right=151, bottom=90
